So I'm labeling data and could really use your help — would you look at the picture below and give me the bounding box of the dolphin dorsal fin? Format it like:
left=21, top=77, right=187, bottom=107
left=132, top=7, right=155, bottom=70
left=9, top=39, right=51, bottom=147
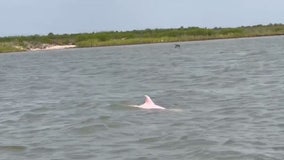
left=144, top=95, right=155, bottom=105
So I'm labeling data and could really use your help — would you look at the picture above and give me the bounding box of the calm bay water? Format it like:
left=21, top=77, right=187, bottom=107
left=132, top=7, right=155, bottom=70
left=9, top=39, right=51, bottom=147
left=0, top=36, right=284, bottom=160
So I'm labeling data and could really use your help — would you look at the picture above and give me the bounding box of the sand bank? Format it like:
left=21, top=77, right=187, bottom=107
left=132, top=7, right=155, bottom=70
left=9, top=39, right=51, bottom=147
left=30, top=45, right=76, bottom=51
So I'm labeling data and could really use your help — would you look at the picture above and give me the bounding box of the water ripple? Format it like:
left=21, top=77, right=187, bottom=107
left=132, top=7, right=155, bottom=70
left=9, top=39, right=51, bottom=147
left=1, top=36, right=284, bottom=159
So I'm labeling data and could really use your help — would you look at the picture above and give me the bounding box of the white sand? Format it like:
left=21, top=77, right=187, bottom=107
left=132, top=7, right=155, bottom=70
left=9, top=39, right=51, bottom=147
left=30, top=45, right=76, bottom=51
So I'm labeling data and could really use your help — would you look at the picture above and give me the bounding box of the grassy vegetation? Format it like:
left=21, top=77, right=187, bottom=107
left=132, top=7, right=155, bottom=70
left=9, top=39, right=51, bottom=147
left=1, top=23, right=284, bottom=53
left=0, top=43, right=25, bottom=53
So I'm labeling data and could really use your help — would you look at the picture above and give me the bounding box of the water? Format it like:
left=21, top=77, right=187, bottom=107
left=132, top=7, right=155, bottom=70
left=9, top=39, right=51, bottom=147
left=0, top=36, right=284, bottom=160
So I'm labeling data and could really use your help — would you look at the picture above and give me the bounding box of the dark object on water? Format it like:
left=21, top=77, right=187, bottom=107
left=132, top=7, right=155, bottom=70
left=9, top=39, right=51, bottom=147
left=175, top=44, right=180, bottom=48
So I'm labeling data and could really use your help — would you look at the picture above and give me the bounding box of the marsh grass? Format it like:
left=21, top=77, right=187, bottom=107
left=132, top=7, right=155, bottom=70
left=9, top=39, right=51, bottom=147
left=0, top=43, right=25, bottom=53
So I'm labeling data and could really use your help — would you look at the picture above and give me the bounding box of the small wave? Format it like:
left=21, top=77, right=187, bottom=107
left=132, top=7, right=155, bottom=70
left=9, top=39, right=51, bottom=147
left=71, top=124, right=108, bottom=135
left=29, top=147, right=57, bottom=153
left=0, top=145, right=27, bottom=152
left=272, top=146, right=284, bottom=151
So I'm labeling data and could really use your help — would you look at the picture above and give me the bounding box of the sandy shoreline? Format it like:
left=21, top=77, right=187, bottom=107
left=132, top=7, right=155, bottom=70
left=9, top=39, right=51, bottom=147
left=29, top=35, right=282, bottom=51
left=1, top=34, right=283, bottom=54
left=29, top=45, right=76, bottom=51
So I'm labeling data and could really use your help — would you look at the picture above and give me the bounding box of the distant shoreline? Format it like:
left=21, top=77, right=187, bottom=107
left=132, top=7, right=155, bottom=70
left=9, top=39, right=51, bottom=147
left=1, top=34, right=284, bottom=54
left=29, top=34, right=284, bottom=51
left=1, top=23, right=284, bottom=53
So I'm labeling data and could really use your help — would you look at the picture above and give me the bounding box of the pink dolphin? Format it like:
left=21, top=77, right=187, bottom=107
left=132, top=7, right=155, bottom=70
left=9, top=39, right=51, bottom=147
left=132, top=95, right=166, bottom=110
